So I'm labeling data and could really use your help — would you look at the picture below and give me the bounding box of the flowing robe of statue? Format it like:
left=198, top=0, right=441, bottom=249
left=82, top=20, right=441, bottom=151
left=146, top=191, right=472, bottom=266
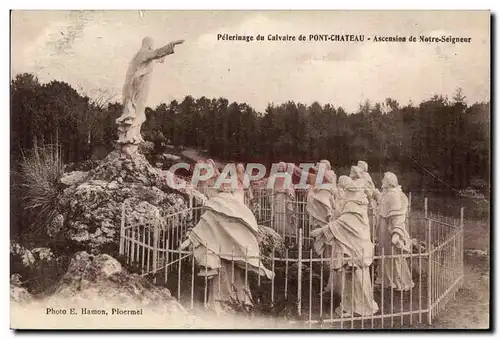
left=116, top=37, right=184, bottom=146
left=179, top=164, right=274, bottom=315
left=375, top=173, right=414, bottom=291
left=236, top=163, right=254, bottom=206
left=311, top=178, right=379, bottom=317
left=187, top=190, right=274, bottom=314
left=351, top=164, right=381, bottom=241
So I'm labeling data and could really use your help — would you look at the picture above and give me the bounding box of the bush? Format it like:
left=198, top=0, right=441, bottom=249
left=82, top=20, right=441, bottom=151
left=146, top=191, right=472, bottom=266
left=19, top=141, right=64, bottom=234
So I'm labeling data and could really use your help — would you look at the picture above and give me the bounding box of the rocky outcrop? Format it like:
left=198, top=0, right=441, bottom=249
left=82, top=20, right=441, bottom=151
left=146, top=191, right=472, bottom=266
left=60, top=171, right=88, bottom=186
left=10, top=252, right=191, bottom=328
left=10, top=243, right=65, bottom=295
left=58, top=150, right=206, bottom=252
left=138, top=141, right=155, bottom=155
left=11, top=242, right=56, bottom=269
left=49, top=251, right=186, bottom=313
left=11, top=284, right=32, bottom=304
left=11, top=273, right=32, bottom=303
left=11, top=242, right=36, bottom=267
left=162, top=153, right=181, bottom=162
left=64, top=159, right=100, bottom=172
left=48, top=214, right=65, bottom=238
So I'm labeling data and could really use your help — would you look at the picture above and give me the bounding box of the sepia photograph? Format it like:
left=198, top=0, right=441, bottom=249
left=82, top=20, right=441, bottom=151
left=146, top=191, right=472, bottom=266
left=9, top=9, right=490, bottom=330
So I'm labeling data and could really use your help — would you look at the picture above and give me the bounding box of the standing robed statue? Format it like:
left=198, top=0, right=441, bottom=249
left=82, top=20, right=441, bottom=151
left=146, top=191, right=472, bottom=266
left=116, top=37, right=184, bottom=151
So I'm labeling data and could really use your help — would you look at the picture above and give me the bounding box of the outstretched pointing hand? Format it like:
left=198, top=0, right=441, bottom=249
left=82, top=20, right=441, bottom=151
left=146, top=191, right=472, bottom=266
left=171, top=40, right=185, bottom=47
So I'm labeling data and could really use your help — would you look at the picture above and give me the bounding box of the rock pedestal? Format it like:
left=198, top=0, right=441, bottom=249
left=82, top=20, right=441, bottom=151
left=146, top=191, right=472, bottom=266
left=58, top=150, right=205, bottom=253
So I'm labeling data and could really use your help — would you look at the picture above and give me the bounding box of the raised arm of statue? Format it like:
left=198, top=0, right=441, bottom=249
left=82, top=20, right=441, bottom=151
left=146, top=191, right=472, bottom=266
left=144, top=40, right=185, bottom=63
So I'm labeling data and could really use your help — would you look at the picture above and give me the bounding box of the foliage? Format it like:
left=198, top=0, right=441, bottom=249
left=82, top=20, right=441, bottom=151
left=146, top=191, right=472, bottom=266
left=17, top=139, right=64, bottom=236
left=10, top=73, right=490, bottom=240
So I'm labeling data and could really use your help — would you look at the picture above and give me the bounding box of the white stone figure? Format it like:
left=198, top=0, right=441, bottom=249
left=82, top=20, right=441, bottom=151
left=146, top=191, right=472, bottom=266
left=236, top=163, right=253, bottom=204
left=357, top=161, right=376, bottom=191
left=116, top=37, right=184, bottom=152
left=318, top=159, right=337, bottom=209
left=319, top=159, right=337, bottom=191
left=374, top=172, right=415, bottom=291
left=180, top=169, right=274, bottom=316
left=197, top=159, right=220, bottom=199
left=355, top=161, right=380, bottom=237
left=310, top=176, right=379, bottom=317
left=350, top=165, right=380, bottom=206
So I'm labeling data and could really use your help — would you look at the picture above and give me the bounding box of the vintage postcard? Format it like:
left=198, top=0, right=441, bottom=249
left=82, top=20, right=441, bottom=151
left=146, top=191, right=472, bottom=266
left=10, top=10, right=490, bottom=330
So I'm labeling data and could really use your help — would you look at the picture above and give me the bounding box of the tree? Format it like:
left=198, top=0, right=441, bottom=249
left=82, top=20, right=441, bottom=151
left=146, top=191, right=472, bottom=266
left=10, top=72, right=490, bottom=199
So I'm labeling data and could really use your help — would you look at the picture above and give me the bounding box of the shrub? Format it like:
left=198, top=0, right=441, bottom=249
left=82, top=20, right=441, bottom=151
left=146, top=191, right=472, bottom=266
left=19, top=141, right=64, bottom=234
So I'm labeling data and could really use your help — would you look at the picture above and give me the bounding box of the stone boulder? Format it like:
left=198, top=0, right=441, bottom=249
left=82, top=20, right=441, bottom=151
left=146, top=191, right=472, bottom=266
left=47, top=214, right=65, bottom=238
left=11, top=252, right=196, bottom=329
left=11, top=242, right=36, bottom=268
left=138, top=141, right=155, bottom=155
left=11, top=273, right=31, bottom=304
left=64, top=159, right=100, bottom=172
left=10, top=242, right=66, bottom=295
left=48, top=251, right=186, bottom=314
left=145, top=152, right=184, bottom=171
left=152, top=153, right=183, bottom=170
left=60, top=171, right=88, bottom=187
left=162, top=153, right=181, bottom=162
left=11, top=284, right=32, bottom=304
left=58, top=150, right=206, bottom=252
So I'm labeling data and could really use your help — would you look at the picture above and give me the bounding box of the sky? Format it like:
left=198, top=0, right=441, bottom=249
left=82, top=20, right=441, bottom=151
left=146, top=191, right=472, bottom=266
left=10, top=10, right=490, bottom=113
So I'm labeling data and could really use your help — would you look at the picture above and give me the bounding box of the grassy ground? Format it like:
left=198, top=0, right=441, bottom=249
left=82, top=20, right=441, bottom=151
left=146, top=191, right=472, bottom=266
left=426, top=192, right=490, bottom=329
left=407, top=209, right=490, bottom=329
left=429, top=252, right=490, bottom=329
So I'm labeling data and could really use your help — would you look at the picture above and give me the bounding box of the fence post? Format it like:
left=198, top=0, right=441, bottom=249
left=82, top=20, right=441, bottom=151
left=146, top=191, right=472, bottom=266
left=427, top=218, right=432, bottom=325
left=297, top=228, right=303, bottom=317
left=460, top=206, right=465, bottom=283
left=152, top=211, right=160, bottom=284
left=177, top=241, right=182, bottom=301
left=424, top=197, right=428, bottom=219
left=189, top=195, right=194, bottom=221
left=408, top=192, right=412, bottom=229
left=119, top=202, right=126, bottom=256
left=190, top=244, right=195, bottom=309
left=309, top=248, right=313, bottom=328
left=270, top=188, right=275, bottom=230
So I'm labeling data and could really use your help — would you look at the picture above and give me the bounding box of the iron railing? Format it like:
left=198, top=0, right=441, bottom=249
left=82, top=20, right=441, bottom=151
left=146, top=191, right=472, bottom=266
left=118, top=190, right=464, bottom=329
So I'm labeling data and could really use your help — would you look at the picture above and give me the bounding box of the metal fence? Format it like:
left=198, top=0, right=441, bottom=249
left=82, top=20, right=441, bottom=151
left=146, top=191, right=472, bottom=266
left=119, top=189, right=464, bottom=329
